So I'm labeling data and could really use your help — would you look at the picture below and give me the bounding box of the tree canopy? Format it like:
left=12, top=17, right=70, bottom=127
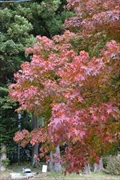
left=9, top=0, right=120, bottom=173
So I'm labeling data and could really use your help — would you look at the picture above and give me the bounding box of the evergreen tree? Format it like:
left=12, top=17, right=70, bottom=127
left=0, top=0, right=72, bottom=165
left=0, top=4, right=34, bottom=168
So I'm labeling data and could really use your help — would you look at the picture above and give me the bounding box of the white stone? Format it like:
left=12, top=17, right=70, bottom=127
left=10, top=172, right=36, bottom=179
left=42, top=165, right=47, bottom=173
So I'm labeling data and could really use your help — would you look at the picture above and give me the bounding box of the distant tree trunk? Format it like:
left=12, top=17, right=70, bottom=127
left=93, top=158, right=103, bottom=173
left=31, top=113, right=39, bottom=168
left=49, top=145, right=61, bottom=172
left=32, top=143, right=39, bottom=168
left=83, top=162, right=91, bottom=174
left=0, top=144, right=7, bottom=171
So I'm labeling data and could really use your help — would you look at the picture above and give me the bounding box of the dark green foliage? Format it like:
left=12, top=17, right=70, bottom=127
left=2, top=0, right=74, bottom=37
left=0, top=7, right=34, bottom=83
left=0, top=0, right=71, bottom=161
left=0, top=107, right=18, bottom=152
left=0, top=3, right=34, bottom=158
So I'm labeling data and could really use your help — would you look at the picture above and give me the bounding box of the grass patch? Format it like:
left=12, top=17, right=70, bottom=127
left=0, top=162, right=120, bottom=180
left=47, top=171, right=120, bottom=180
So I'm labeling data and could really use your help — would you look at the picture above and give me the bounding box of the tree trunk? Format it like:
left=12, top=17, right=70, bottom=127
left=83, top=162, right=91, bottom=174
left=49, top=151, right=54, bottom=172
left=54, top=145, right=61, bottom=172
left=49, top=145, right=61, bottom=172
left=93, top=158, right=103, bottom=173
left=32, top=143, right=39, bottom=168
left=31, top=113, right=39, bottom=168
left=0, top=144, right=7, bottom=171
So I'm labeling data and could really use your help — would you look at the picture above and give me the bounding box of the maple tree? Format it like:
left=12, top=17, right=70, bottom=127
left=9, top=0, right=120, bottom=173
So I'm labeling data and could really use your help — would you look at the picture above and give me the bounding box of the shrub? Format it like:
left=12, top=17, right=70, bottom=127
left=2, top=158, right=10, bottom=167
left=104, top=156, right=120, bottom=175
left=102, top=156, right=109, bottom=169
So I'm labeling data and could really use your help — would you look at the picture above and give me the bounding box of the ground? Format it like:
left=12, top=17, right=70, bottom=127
left=0, top=171, right=120, bottom=180
left=0, top=163, right=120, bottom=180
